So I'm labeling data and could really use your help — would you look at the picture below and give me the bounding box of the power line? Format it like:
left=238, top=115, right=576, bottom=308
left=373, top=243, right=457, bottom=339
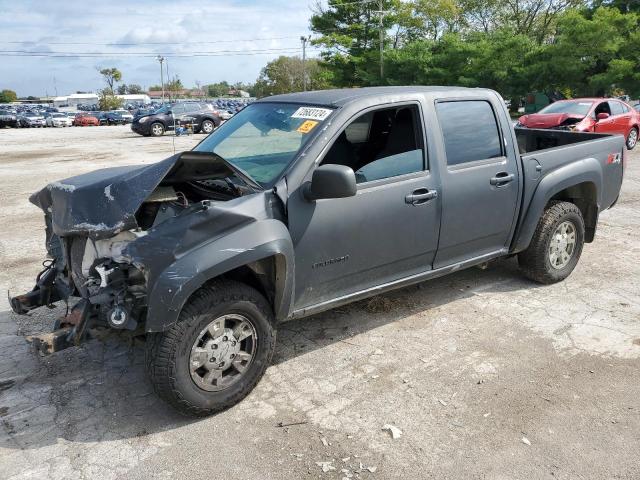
left=0, top=47, right=321, bottom=58
left=0, top=35, right=304, bottom=46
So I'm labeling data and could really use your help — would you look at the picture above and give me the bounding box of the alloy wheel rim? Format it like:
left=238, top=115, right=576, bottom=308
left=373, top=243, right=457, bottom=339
left=189, top=314, right=257, bottom=392
left=152, top=124, right=163, bottom=135
left=628, top=129, right=638, bottom=148
left=548, top=221, right=576, bottom=269
left=203, top=121, right=213, bottom=133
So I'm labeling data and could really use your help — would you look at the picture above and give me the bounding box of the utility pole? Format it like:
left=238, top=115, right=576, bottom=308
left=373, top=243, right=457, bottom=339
left=374, top=0, right=387, bottom=81
left=300, top=36, right=310, bottom=91
left=156, top=55, right=165, bottom=103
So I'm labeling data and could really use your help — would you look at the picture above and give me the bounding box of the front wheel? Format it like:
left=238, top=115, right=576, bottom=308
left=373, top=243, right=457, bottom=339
left=145, top=281, right=276, bottom=416
left=518, top=201, right=585, bottom=284
left=150, top=122, right=165, bottom=136
left=626, top=127, right=638, bottom=150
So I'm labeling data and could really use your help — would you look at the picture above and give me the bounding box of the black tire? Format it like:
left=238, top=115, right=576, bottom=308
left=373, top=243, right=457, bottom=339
left=200, top=119, right=215, bottom=134
left=626, top=126, right=638, bottom=150
left=150, top=122, right=165, bottom=137
left=145, top=280, right=276, bottom=417
left=518, top=201, right=585, bottom=284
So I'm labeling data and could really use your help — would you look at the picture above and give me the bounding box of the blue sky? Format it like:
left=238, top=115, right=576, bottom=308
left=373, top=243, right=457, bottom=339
left=0, top=0, right=320, bottom=96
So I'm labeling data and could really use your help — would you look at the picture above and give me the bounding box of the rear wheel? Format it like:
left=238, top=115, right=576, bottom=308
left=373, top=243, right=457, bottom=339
left=146, top=280, right=276, bottom=416
left=626, top=127, right=638, bottom=150
left=150, top=122, right=165, bottom=136
left=201, top=119, right=215, bottom=134
left=518, top=201, right=585, bottom=284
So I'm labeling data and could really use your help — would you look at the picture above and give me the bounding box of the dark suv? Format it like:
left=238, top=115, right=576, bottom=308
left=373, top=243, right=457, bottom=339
left=0, top=109, right=19, bottom=128
left=131, top=102, right=221, bottom=137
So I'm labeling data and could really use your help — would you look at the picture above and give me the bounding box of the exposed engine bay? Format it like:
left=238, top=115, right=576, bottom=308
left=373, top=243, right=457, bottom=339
left=10, top=151, right=264, bottom=353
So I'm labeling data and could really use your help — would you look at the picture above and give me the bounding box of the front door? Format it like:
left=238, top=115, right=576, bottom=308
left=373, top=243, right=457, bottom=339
left=288, top=104, right=441, bottom=310
left=433, top=99, right=520, bottom=268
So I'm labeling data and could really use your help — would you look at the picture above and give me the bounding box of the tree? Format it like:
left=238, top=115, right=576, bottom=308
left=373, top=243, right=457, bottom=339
left=0, top=89, right=18, bottom=103
left=206, top=81, right=231, bottom=97
left=98, top=67, right=122, bottom=94
left=116, top=84, right=127, bottom=95
left=98, top=88, right=124, bottom=111
left=126, top=84, right=143, bottom=94
left=253, top=56, right=333, bottom=97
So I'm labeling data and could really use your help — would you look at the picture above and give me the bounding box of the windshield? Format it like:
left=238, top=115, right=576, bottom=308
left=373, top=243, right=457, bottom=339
left=538, top=100, right=593, bottom=116
left=194, top=102, right=333, bottom=187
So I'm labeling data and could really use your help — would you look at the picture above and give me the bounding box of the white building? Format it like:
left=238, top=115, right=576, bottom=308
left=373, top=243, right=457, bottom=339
left=53, top=93, right=99, bottom=108
left=115, top=94, right=151, bottom=105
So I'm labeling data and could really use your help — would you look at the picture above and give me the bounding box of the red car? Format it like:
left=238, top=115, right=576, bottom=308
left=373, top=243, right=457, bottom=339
left=517, top=98, right=639, bottom=150
left=73, top=113, right=99, bottom=127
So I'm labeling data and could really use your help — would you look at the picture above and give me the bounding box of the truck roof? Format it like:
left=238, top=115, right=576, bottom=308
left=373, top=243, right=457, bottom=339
left=257, top=86, right=494, bottom=107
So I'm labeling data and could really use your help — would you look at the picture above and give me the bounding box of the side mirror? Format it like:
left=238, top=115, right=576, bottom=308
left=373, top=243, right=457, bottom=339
left=596, top=112, right=610, bottom=120
left=303, top=164, right=357, bottom=201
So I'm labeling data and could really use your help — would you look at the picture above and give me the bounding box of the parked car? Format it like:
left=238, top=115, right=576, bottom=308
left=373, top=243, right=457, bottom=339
left=73, top=113, right=99, bottom=126
left=11, top=87, right=625, bottom=416
left=113, top=109, right=134, bottom=123
left=0, top=109, right=19, bottom=128
left=131, top=102, right=221, bottom=136
left=18, top=112, right=46, bottom=128
left=516, top=98, right=639, bottom=150
left=45, top=112, right=73, bottom=127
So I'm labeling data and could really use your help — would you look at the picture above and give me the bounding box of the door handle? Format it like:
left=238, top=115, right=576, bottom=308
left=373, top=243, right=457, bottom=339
left=405, top=189, right=438, bottom=205
left=490, top=172, right=515, bottom=186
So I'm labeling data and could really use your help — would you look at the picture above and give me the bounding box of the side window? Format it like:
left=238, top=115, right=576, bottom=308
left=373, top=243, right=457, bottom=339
left=172, top=104, right=185, bottom=114
left=621, top=103, right=630, bottom=113
left=609, top=101, right=624, bottom=116
left=321, top=105, right=425, bottom=184
left=594, top=102, right=611, bottom=116
left=436, top=101, right=502, bottom=166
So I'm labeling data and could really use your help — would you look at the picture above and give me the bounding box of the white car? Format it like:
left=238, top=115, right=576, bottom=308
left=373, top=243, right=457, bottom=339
left=46, top=113, right=73, bottom=127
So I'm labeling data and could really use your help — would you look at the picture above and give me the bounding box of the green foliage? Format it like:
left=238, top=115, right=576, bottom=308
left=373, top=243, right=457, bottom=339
left=0, top=89, right=18, bottom=103
left=206, top=81, right=231, bottom=97
left=306, top=1, right=640, bottom=99
left=98, top=67, right=123, bottom=94
left=98, top=88, right=124, bottom=111
left=253, top=56, right=333, bottom=97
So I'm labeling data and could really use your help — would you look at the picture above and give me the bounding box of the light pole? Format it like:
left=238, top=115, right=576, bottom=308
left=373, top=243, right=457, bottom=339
left=156, top=55, right=165, bottom=103
left=300, top=36, right=310, bottom=91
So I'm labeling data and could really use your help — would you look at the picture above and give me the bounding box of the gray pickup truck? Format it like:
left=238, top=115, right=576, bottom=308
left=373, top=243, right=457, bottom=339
left=11, top=87, right=625, bottom=416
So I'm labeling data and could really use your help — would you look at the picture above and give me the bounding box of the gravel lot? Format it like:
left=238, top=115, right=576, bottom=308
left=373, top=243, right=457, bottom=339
left=1, top=125, right=639, bottom=479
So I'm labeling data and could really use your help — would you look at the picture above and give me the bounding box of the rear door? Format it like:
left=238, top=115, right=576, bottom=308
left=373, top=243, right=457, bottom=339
left=433, top=99, right=520, bottom=268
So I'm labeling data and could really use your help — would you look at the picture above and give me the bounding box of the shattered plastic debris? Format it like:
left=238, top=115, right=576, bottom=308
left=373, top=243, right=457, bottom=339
left=367, top=466, right=378, bottom=473
left=382, top=424, right=403, bottom=439
left=321, top=437, right=329, bottom=447
left=521, top=436, right=531, bottom=446
left=438, top=398, right=448, bottom=406
left=104, top=184, right=115, bottom=201
left=48, top=181, right=76, bottom=192
left=315, top=461, right=336, bottom=473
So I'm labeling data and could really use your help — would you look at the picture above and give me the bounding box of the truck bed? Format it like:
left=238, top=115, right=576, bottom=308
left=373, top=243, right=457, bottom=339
left=515, top=127, right=611, bottom=154
left=512, top=127, right=625, bottom=252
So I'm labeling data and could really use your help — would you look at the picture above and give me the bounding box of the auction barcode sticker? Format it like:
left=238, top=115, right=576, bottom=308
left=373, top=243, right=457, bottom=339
left=291, top=107, right=333, bottom=121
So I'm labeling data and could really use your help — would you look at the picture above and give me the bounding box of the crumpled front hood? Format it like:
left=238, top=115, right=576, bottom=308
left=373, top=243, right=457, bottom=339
left=30, top=151, right=254, bottom=240
left=518, top=113, right=584, bottom=129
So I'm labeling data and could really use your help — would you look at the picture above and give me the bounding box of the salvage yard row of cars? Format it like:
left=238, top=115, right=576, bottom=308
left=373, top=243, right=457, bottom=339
left=0, top=98, right=251, bottom=133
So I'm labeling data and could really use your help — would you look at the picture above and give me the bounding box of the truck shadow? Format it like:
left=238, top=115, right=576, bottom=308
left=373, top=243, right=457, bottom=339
left=0, top=257, right=538, bottom=450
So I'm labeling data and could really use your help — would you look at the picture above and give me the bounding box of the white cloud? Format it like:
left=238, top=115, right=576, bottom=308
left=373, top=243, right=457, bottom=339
left=0, top=0, right=318, bottom=96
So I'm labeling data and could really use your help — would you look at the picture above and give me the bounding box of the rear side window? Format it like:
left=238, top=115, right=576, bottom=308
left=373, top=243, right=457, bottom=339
left=436, top=101, right=502, bottom=166
left=608, top=101, right=624, bottom=115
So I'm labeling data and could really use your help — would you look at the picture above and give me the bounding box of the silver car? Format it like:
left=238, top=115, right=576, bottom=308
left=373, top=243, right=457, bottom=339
left=18, top=113, right=46, bottom=128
